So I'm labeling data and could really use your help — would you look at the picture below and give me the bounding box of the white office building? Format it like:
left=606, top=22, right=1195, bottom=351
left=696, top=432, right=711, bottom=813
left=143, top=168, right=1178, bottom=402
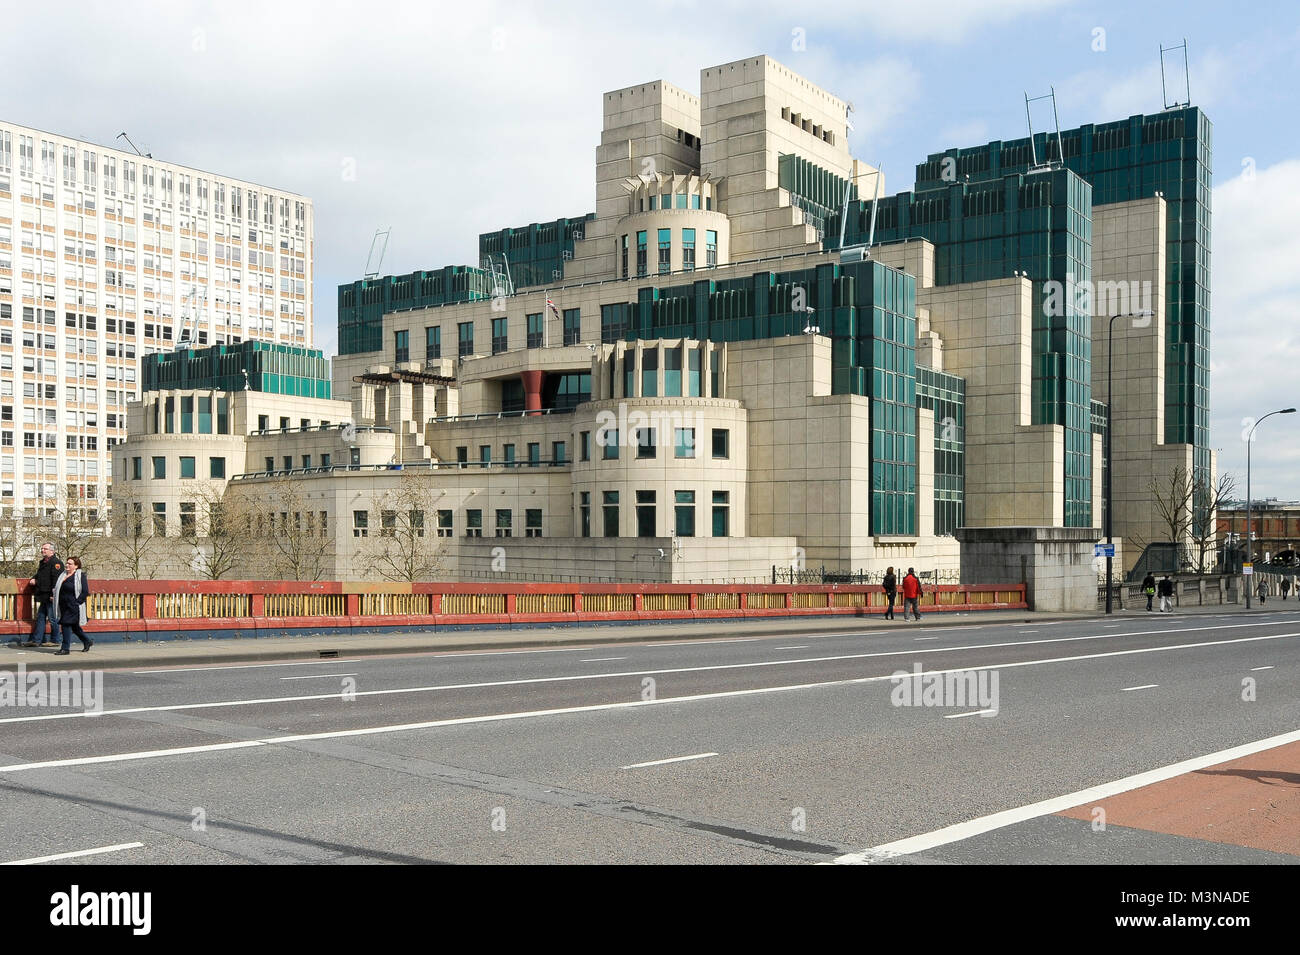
left=0, top=121, right=313, bottom=521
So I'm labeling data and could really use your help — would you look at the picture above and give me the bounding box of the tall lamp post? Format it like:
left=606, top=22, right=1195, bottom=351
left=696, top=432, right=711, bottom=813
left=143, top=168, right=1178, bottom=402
left=1105, top=310, right=1154, bottom=614
left=1244, top=407, right=1296, bottom=608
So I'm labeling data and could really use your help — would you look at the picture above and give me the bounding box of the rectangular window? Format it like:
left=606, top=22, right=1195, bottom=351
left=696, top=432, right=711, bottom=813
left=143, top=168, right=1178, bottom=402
left=675, top=193, right=687, bottom=210
left=602, top=428, right=619, bottom=460
left=479, top=445, right=491, bottom=468
left=353, top=510, right=369, bottom=538
left=503, top=443, right=516, bottom=467
left=180, top=501, right=196, bottom=537
left=580, top=431, right=591, bottom=461
left=458, top=321, right=474, bottom=357
left=637, top=428, right=656, bottom=459
left=706, top=230, right=718, bottom=268
left=636, top=490, right=656, bottom=537
left=712, top=428, right=730, bottom=459
left=552, top=441, right=566, bottom=464
left=712, top=490, right=730, bottom=537
left=495, top=509, right=512, bottom=537
left=682, top=228, right=696, bottom=272
left=657, top=228, right=671, bottom=274
left=180, top=456, right=195, bottom=479
left=380, top=510, right=396, bottom=537
left=394, top=329, right=409, bottom=364
left=152, top=502, right=166, bottom=537
left=665, top=347, right=682, bottom=396
left=579, top=491, right=591, bottom=538
left=426, top=326, right=441, bottom=360
left=602, top=491, right=619, bottom=538
left=456, top=446, right=468, bottom=467
left=466, top=509, right=483, bottom=537
left=527, top=442, right=540, bottom=467
left=636, top=231, right=647, bottom=277
left=675, top=490, right=696, bottom=537
left=688, top=348, right=701, bottom=396
left=641, top=349, right=658, bottom=397
left=674, top=428, right=695, bottom=458
left=152, top=456, right=166, bottom=479
left=132, top=456, right=142, bottom=480
left=563, top=308, right=580, bottom=346
left=526, top=313, right=543, bottom=349
left=321, top=453, right=331, bottom=468
left=210, top=457, right=226, bottom=479
left=621, top=235, right=628, bottom=279
left=525, top=509, right=543, bottom=538
left=198, top=396, right=212, bottom=433
left=437, top=509, right=453, bottom=537
left=491, top=317, right=507, bottom=355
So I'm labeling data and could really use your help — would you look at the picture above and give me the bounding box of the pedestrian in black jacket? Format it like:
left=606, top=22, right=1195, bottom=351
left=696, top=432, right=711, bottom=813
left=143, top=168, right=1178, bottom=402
left=1158, top=575, right=1175, bottom=613
left=24, top=542, right=63, bottom=648
left=882, top=567, right=897, bottom=620
left=51, top=557, right=92, bottom=655
left=1141, top=573, right=1157, bottom=612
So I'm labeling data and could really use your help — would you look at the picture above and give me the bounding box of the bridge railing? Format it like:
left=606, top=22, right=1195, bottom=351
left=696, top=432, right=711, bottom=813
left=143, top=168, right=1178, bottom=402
left=0, top=579, right=1028, bottom=637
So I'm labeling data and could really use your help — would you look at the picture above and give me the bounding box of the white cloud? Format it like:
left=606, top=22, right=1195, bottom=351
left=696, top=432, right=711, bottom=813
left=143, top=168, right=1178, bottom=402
left=1209, top=158, right=1300, bottom=500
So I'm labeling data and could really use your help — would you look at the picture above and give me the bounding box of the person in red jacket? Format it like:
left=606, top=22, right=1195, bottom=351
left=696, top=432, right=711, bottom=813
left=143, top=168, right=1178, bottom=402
left=901, top=568, right=923, bottom=621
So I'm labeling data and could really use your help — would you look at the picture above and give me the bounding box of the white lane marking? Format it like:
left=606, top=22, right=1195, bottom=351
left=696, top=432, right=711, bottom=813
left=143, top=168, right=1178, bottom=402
left=1, top=842, right=145, bottom=865
left=279, top=673, right=358, bottom=681
left=1120, top=684, right=1159, bottom=691
left=1250, top=666, right=1274, bottom=671
left=944, top=709, right=997, bottom=719
left=914, top=637, right=939, bottom=641
left=1019, top=630, right=1038, bottom=634
left=135, top=659, right=357, bottom=675
left=6, top=632, right=1300, bottom=776
left=579, top=657, right=626, bottom=662
left=652, top=638, right=758, bottom=646
left=621, top=752, right=718, bottom=770
left=7, top=627, right=1300, bottom=726
left=833, top=728, right=1300, bottom=865
left=774, top=646, right=809, bottom=650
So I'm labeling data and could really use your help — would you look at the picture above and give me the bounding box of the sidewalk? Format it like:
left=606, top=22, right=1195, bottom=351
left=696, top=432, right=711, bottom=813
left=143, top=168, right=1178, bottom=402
left=2, top=609, right=1076, bottom=671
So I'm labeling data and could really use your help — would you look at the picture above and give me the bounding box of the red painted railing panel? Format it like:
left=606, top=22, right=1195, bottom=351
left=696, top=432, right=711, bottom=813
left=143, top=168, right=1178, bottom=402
left=2, top=579, right=1028, bottom=638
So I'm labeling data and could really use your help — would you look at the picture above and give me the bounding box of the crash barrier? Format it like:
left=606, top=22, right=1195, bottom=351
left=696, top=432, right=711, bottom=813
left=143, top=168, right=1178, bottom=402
left=0, top=579, right=1028, bottom=639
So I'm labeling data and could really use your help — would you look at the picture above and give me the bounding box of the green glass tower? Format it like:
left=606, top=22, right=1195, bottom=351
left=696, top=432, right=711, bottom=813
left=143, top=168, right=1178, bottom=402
left=608, top=258, right=923, bottom=536
left=828, top=167, right=1095, bottom=527
left=478, top=214, right=596, bottom=289
left=142, top=341, right=332, bottom=398
left=337, top=266, right=500, bottom=356
left=914, top=107, right=1212, bottom=496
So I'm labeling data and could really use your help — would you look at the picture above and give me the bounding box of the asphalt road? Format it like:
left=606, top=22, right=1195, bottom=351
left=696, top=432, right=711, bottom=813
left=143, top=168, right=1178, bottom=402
left=1, top=607, right=1298, bottom=864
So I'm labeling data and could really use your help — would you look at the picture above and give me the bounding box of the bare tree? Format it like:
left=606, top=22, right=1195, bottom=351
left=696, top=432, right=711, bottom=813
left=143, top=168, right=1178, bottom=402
left=365, top=471, right=445, bottom=582
left=1145, top=465, right=1195, bottom=562
left=105, top=482, right=162, bottom=580
left=0, top=511, right=33, bottom=577
left=231, top=476, right=335, bottom=581
left=45, top=485, right=109, bottom=566
left=186, top=481, right=256, bottom=580
left=1191, top=471, right=1238, bottom=574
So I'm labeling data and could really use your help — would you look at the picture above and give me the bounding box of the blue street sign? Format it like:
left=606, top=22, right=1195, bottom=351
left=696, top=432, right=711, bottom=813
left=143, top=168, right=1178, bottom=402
left=1094, top=544, right=1115, bottom=558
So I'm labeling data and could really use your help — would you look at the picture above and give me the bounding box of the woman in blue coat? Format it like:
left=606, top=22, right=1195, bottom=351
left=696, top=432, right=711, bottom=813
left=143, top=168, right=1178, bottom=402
left=52, top=556, right=92, bottom=655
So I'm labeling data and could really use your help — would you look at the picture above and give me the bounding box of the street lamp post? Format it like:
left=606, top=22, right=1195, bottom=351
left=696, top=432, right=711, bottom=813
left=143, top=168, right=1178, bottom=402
left=1105, top=310, right=1154, bottom=613
left=1245, top=407, right=1296, bottom=608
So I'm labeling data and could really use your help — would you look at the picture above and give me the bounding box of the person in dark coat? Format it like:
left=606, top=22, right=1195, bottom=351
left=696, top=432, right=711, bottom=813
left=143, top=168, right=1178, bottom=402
left=1141, top=573, right=1157, bottom=612
left=882, top=566, right=897, bottom=620
left=24, top=541, right=63, bottom=647
left=51, top=556, right=92, bottom=655
left=1157, top=575, right=1175, bottom=613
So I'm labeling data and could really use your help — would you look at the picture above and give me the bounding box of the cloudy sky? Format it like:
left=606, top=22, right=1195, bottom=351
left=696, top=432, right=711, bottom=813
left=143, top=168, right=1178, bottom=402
left=3, top=0, right=1297, bottom=498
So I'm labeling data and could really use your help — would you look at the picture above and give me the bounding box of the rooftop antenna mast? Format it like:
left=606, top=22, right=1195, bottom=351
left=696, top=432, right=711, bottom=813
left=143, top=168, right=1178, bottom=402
left=1160, top=39, right=1191, bottom=109
left=1024, top=88, right=1065, bottom=172
left=364, top=227, right=390, bottom=279
left=115, top=131, right=151, bottom=158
